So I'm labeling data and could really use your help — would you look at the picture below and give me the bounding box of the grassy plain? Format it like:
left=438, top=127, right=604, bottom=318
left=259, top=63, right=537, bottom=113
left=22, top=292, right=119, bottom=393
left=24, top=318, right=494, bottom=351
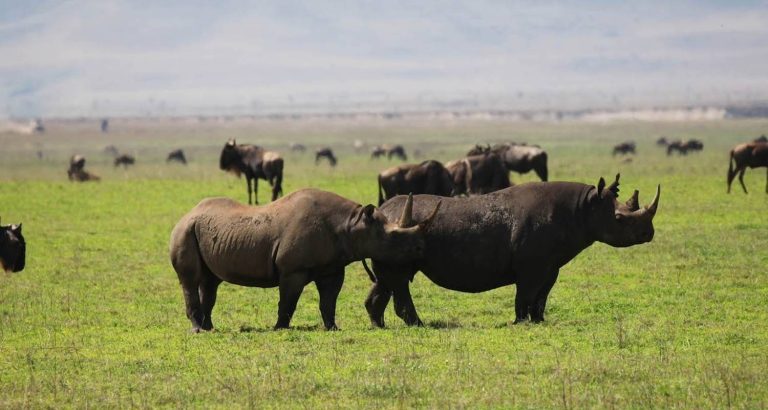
left=0, top=116, right=766, bottom=408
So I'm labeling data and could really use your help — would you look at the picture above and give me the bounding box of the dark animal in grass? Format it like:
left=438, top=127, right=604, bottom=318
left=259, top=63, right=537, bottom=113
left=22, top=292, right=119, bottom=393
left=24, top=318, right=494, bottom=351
left=363, top=174, right=659, bottom=327
left=445, top=153, right=510, bottom=195
left=290, top=143, right=307, bottom=153
left=101, top=118, right=109, bottom=133
left=0, top=221, right=25, bottom=273
left=315, top=147, right=338, bottom=167
left=727, top=141, right=768, bottom=193
left=656, top=137, right=669, bottom=146
left=166, top=149, right=187, bottom=165
left=169, top=189, right=441, bottom=332
left=114, top=154, right=135, bottom=168
left=371, top=146, right=387, bottom=159
left=754, top=135, right=767, bottom=143
left=103, top=145, right=119, bottom=157
left=612, top=141, right=636, bottom=156
left=67, top=155, right=100, bottom=182
left=468, top=142, right=548, bottom=181
left=219, top=139, right=284, bottom=204
left=667, top=139, right=704, bottom=156
left=377, top=160, right=454, bottom=205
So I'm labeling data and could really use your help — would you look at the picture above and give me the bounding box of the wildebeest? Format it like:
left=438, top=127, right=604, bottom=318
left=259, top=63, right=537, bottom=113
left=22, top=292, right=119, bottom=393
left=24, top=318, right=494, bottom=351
left=363, top=174, right=659, bottom=327
left=667, top=139, right=704, bottom=156
left=377, top=160, right=454, bottom=205
left=371, top=145, right=407, bottom=161
left=114, top=154, right=135, bottom=168
left=67, top=155, right=100, bottom=182
left=101, top=118, right=109, bottom=133
left=166, top=149, right=187, bottom=165
left=315, top=147, right=338, bottom=167
left=290, top=142, right=306, bottom=153
left=468, top=143, right=548, bottom=181
left=445, top=153, right=510, bottom=195
left=754, top=135, right=767, bottom=143
left=169, top=189, right=441, bottom=331
left=103, top=145, right=119, bottom=157
left=656, top=137, right=669, bottom=146
left=0, top=221, right=25, bottom=273
left=612, top=141, right=636, bottom=156
left=219, top=139, right=284, bottom=204
left=727, top=141, right=768, bottom=193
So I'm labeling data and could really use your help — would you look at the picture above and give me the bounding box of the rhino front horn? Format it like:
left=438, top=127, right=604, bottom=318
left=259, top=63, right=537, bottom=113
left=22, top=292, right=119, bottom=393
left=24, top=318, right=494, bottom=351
left=646, top=185, right=660, bottom=216
left=399, top=193, right=414, bottom=228
left=626, top=190, right=640, bottom=211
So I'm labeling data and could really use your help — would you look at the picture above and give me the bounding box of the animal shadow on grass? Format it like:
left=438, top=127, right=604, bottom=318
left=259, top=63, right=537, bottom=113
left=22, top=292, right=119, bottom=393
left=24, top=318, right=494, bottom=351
left=426, top=319, right=462, bottom=329
left=238, top=324, right=322, bottom=333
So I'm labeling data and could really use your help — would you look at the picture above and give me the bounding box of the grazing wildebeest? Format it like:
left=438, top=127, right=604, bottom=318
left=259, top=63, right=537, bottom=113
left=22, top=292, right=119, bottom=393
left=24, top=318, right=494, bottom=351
left=101, top=118, right=109, bottom=133
left=290, top=143, right=307, bottom=153
left=387, top=145, right=408, bottom=161
left=0, top=221, right=25, bottom=273
left=315, top=147, right=338, bottom=167
left=363, top=174, right=659, bottom=327
left=445, top=153, right=510, bottom=195
left=219, top=139, right=284, bottom=204
left=166, top=149, right=187, bottom=165
left=727, top=141, right=768, bottom=193
left=612, top=141, right=636, bottom=156
left=754, top=135, right=767, bottom=143
left=468, top=143, right=548, bottom=181
left=169, top=189, right=441, bottom=331
left=667, top=139, right=704, bottom=156
left=656, top=137, right=669, bottom=146
left=67, top=155, right=100, bottom=182
left=371, top=146, right=387, bottom=159
left=32, top=119, right=45, bottom=133
left=114, top=154, right=135, bottom=168
left=377, top=160, right=454, bottom=205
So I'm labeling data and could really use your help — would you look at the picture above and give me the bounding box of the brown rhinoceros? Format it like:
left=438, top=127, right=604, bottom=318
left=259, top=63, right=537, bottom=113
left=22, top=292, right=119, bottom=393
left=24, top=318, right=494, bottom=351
left=364, top=174, right=659, bottom=327
left=170, top=189, right=440, bottom=332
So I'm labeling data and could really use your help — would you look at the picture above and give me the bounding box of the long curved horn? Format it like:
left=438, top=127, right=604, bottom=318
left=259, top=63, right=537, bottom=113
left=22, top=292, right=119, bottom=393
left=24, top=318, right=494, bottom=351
left=646, top=185, right=660, bottom=216
left=419, top=200, right=442, bottom=230
left=399, top=193, right=414, bottom=227
left=626, top=189, right=640, bottom=211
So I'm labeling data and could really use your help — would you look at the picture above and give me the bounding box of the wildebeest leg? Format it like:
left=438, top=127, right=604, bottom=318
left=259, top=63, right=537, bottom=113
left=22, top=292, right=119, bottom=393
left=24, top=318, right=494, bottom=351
left=765, top=167, right=767, bottom=193
left=275, top=271, right=309, bottom=329
left=392, top=280, right=423, bottom=326
left=364, top=282, right=392, bottom=328
left=530, top=269, right=559, bottom=323
left=315, top=270, right=345, bottom=330
left=738, top=168, right=748, bottom=194
left=727, top=166, right=736, bottom=193
left=246, top=176, right=253, bottom=205
left=253, top=178, right=260, bottom=204
left=199, top=274, right=223, bottom=331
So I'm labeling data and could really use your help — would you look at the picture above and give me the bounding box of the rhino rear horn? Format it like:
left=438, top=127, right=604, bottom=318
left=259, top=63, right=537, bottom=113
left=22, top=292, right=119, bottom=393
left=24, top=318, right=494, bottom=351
left=626, top=190, right=640, bottom=211
left=646, top=185, right=660, bottom=216
left=419, top=200, right=442, bottom=230
left=399, top=193, right=414, bottom=228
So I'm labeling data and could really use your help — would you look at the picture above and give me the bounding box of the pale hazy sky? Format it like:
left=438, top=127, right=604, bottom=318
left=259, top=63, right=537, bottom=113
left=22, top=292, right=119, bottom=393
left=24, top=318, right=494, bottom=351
left=2, top=1, right=767, bottom=116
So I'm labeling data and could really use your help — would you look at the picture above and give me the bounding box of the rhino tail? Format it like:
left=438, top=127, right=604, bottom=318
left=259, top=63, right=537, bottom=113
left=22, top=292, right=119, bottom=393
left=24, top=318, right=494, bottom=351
left=361, top=259, right=377, bottom=282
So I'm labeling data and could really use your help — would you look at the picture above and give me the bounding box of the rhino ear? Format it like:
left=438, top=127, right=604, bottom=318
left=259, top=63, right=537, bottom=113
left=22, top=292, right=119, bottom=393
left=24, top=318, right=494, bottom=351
left=12, top=223, right=21, bottom=234
left=597, top=177, right=606, bottom=194
left=362, top=204, right=376, bottom=222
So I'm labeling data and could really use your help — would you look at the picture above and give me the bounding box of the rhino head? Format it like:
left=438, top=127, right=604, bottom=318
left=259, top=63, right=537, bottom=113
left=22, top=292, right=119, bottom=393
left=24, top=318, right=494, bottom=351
left=0, top=223, right=25, bottom=273
left=350, top=194, right=440, bottom=262
left=588, top=174, right=659, bottom=248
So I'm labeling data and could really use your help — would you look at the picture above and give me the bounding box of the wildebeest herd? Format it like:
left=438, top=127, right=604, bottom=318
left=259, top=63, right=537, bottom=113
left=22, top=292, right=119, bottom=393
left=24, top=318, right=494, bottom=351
left=6, top=131, right=766, bottom=332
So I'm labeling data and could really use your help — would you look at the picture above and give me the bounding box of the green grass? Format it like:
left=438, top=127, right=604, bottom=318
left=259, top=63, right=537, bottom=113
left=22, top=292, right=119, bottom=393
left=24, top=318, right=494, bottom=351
left=0, top=118, right=767, bottom=408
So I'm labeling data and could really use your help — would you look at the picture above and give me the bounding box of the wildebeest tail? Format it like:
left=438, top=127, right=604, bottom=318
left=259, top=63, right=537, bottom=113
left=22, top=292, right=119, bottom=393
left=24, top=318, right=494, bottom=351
left=272, top=158, right=284, bottom=200
left=377, top=175, right=385, bottom=206
left=361, top=259, right=377, bottom=282
left=727, top=148, right=735, bottom=182
left=462, top=158, right=473, bottom=194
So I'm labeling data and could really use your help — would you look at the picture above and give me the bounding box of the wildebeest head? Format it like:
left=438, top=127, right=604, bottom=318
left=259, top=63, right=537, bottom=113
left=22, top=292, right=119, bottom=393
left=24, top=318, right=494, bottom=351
left=0, top=222, right=25, bottom=273
left=219, top=139, right=242, bottom=176
left=587, top=174, right=659, bottom=247
left=349, top=194, right=440, bottom=262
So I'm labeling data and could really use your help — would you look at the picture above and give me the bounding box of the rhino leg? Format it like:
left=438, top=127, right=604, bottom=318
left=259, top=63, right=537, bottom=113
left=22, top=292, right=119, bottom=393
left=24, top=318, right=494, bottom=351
left=530, top=269, right=559, bottom=323
left=171, top=221, right=208, bottom=333
left=365, top=282, right=392, bottom=328
left=392, top=280, right=423, bottom=327
left=199, top=274, right=223, bottom=331
left=274, top=271, right=309, bottom=329
left=315, top=270, right=345, bottom=330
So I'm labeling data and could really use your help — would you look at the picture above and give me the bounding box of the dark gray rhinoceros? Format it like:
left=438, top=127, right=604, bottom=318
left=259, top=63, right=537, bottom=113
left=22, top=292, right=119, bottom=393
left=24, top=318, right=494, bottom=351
left=364, top=174, right=659, bottom=327
left=170, top=189, right=440, bottom=332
